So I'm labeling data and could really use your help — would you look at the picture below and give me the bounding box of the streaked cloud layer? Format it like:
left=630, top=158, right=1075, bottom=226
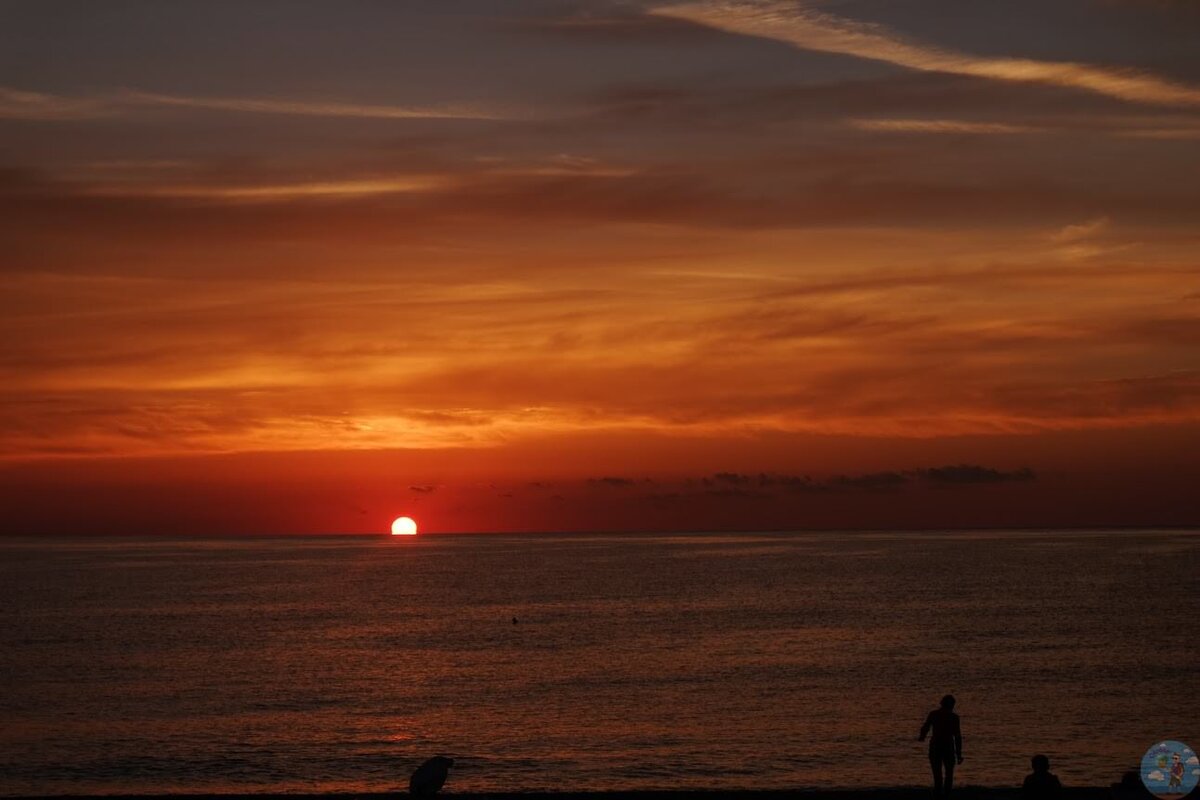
left=1, top=0, right=1198, bottom=531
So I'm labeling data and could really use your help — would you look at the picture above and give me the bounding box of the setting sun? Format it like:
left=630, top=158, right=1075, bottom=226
left=390, top=516, right=418, bottom=536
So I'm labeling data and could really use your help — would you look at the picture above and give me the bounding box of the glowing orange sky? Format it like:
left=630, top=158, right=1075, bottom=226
left=2, top=2, right=1198, bottom=533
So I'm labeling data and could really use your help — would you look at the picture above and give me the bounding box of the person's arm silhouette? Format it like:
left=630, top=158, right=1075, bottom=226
left=918, top=711, right=933, bottom=741
left=953, top=713, right=963, bottom=764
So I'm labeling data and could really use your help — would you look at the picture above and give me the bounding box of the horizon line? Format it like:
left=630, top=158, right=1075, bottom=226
left=3, top=525, right=1198, bottom=539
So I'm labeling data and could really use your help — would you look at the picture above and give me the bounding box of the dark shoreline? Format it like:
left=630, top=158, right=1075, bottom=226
left=2, top=789, right=1123, bottom=800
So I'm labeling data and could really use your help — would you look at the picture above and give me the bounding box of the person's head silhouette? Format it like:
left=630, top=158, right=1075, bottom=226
left=940, top=694, right=956, bottom=711
left=1032, top=755, right=1050, bottom=773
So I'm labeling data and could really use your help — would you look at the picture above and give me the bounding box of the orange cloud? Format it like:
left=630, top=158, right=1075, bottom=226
left=4, top=248, right=1198, bottom=460
left=849, top=118, right=1043, bottom=135
left=80, top=176, right=450, bottom=201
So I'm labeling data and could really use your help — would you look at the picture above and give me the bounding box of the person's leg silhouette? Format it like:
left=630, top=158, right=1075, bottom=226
left=930, top=748, right=955, bottom=798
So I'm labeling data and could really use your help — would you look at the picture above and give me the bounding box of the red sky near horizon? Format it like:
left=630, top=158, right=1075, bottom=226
left=2, top=1, right=1199, bottom=534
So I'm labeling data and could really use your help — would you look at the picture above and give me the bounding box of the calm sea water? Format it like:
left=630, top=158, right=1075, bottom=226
left=2, top=531, right=1198, bottom=795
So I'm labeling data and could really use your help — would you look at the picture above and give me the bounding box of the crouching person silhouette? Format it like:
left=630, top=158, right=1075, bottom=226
left=410, top=756, right=454, bottom=798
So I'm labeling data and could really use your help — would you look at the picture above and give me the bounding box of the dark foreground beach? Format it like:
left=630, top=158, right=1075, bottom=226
left=5, top=789, right=1138, bottom=800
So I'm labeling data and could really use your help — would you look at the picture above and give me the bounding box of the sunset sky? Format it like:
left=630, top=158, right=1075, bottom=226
left=3, top=0, right=1198, bottom=534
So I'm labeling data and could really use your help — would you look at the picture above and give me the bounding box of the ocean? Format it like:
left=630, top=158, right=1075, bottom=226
left=1, top=531, right=1197, bottom=795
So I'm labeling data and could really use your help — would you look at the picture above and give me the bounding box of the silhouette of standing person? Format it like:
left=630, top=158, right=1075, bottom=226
left=919, top=694, right=963, bottom=798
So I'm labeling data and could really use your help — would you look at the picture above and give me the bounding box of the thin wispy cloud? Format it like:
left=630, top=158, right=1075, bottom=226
left=0, top=86, right=109, bottom=120
left=651, top=1, right=1200, bottom=107
left=1051, top=216, right=1112, bottom=243
left=1120, top=126, right=1200, bottom=139
left=0, top=85, right=514, bottom=121
left=82, top=176, right=450, bottom=201
left=850, top=118, right=1042, bottom=135
left=118, top=90, right=512, bottom=120
left=1048, top=216, right=1123, bottom=261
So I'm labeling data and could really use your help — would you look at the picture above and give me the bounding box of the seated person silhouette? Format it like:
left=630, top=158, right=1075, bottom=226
left=1110, top=769, right=1155, bottom=800
left=1023, top=754, right=1063, bottom=800
left=919, top=694, right=963, bottom=798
